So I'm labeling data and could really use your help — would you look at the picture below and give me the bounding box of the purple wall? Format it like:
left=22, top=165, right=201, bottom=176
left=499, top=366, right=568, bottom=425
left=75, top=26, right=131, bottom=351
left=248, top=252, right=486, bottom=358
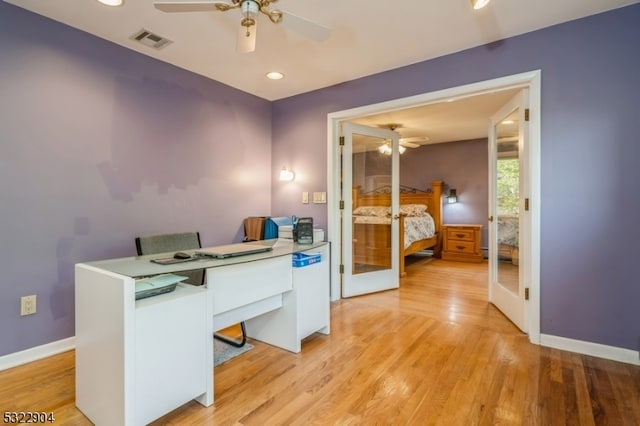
left=401, top=139, right=489, bottom=248
left=272, top=5, right=640, bottom=350
left=1, top=2, right=638, bottom=357
left=0, top=3, right=272, bottom=356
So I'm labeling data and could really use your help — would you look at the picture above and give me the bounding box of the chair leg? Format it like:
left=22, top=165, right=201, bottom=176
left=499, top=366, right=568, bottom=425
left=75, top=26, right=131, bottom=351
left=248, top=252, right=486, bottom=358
left=214, top=322, right=247, bottom=348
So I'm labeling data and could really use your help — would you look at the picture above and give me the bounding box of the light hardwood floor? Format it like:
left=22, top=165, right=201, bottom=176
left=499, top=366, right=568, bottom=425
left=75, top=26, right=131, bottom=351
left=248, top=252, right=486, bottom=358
left=2, top=258, right=639, bottom=424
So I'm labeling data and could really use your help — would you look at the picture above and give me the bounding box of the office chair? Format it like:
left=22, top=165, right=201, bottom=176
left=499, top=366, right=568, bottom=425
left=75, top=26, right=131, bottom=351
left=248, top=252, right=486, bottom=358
left=135, top=231, right=247, bottom=348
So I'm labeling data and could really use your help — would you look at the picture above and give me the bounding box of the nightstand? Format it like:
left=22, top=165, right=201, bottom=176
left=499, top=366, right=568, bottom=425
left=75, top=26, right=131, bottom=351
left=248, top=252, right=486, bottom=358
left=442, top=224, right=483, bottom=263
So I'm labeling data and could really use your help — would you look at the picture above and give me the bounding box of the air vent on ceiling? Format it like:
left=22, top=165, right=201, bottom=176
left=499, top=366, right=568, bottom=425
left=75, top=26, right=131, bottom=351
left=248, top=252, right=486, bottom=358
left=130, top=29, right=172, bottom=50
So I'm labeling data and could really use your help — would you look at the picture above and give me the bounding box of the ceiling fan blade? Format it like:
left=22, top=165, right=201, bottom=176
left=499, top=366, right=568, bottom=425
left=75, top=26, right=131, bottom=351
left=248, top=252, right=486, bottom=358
left=400, top=136, right=429, bottom=148
left=281, top=11, right=330, bottom=42
left=236, top=20, right=257, bottom=53
left=153, top=1, right=236, bottom=13
left=399, top=141, right=420, bottom=149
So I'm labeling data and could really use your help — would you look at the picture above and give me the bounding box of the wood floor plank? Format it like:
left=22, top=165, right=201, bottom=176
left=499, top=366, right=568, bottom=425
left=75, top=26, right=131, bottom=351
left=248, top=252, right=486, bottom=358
left=1, top=258, right=639, bottom=425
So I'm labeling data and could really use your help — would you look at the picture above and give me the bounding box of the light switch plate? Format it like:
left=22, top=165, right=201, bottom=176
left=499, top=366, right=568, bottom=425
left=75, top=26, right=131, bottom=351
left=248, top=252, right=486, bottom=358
left=302, top=192, right=309, bottom=204
left=313, top=192, right=327, bottom=204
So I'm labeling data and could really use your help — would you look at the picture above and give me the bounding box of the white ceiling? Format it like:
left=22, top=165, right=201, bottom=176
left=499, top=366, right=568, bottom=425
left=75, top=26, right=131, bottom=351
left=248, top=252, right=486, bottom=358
left=350, top=88, right=521, bottom=146
left=5, top=0, right=635, bottom=145
left=5, top=0, right=636, bottom=102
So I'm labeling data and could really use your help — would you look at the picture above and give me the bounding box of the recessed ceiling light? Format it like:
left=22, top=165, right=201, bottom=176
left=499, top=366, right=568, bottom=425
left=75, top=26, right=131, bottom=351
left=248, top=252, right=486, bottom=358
left=97, top=0, right=123, bottom=6
left=266, top=72, right=284, bottom=80
left=470, top=0, right=490, bottom=10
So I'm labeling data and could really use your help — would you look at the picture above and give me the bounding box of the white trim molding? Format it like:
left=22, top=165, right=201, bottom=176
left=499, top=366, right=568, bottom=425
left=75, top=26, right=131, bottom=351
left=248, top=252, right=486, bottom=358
left=541, top=334, right=640, bottom=366
left=0, top=337, right=75, bottom=371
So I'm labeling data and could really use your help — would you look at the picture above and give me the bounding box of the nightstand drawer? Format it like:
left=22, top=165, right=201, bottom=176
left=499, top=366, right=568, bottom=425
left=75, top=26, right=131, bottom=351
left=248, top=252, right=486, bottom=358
left=446, top=228, right=475, bottom=241
left=448, top=240, right=475, bottom=253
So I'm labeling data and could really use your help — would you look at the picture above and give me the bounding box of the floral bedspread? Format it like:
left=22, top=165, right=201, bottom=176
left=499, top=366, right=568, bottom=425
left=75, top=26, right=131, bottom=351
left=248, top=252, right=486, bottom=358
left=498, top=216, right=519, bottom=247
left=353, top=215, right=436, bottom=249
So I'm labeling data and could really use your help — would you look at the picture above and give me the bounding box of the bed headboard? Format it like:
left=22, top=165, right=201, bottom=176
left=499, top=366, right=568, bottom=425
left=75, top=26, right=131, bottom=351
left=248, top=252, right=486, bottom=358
left=352, top=180, right=444, bottom=232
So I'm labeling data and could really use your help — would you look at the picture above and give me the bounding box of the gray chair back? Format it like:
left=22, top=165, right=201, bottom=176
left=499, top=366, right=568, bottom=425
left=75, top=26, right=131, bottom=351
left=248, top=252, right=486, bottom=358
left=135, top=232, right=204, bottom=285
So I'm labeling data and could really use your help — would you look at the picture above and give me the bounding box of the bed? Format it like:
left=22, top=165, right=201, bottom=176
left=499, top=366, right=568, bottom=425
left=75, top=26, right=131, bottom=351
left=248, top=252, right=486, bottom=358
left=351, top=180, right=443, bottom=277
left=497, top=215, right=519, bottom=265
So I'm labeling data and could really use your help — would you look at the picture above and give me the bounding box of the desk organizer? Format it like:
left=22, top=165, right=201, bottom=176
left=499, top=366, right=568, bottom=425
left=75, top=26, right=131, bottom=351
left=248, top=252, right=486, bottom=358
left=292, top=253, right=321, bottom=267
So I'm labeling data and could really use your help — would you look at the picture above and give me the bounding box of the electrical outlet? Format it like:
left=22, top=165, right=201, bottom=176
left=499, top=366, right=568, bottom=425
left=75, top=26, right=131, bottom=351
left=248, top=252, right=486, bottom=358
left=21, top=295, right=37, bottom=316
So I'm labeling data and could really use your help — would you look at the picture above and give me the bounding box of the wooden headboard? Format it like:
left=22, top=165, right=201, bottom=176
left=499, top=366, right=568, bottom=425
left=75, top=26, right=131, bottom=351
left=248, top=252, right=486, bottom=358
left=352, top=180, right=444, bottom=232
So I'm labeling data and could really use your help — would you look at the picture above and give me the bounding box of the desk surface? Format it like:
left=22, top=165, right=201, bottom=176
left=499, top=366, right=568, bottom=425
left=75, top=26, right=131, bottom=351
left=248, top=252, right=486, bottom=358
left=83, top=239, right=328, bottom=278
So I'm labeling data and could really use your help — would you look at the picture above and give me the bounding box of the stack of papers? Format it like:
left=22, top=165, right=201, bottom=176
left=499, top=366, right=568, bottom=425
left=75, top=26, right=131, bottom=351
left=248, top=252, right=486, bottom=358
left=135, top=273, right=187, bottom=300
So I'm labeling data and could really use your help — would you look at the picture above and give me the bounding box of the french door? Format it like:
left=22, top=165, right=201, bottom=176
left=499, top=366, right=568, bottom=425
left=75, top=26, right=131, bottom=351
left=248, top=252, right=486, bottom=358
left=488, top=90, right=529, bottom=332
left=341, top=123, right=400, bottom=297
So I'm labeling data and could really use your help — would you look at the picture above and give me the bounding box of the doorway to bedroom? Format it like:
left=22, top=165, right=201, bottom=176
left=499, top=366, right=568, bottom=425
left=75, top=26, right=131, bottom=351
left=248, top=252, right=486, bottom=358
left=327, top=71, right=541, bottom=343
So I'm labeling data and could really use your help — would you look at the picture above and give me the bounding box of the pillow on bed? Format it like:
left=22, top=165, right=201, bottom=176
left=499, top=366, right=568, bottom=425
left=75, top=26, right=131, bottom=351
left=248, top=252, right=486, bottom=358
left=400, top=204, right=429, bottom=216
left=352, top=206, right=390, bottom=217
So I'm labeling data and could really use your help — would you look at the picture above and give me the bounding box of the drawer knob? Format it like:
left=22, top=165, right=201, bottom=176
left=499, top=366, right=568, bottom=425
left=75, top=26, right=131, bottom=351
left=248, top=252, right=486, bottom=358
left=455, top=233, right=465, bottom=238
left=456, top=245, right=466, bottom=250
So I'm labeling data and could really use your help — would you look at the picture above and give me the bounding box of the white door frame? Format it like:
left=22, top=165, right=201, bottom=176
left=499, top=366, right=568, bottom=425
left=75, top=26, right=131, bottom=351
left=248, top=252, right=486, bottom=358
left=327, top=70, right=541, bottom=344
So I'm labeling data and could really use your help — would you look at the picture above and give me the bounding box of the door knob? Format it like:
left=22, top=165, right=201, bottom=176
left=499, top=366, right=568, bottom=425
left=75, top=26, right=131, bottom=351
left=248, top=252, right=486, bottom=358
left=488, top=215, right=494, bottom=222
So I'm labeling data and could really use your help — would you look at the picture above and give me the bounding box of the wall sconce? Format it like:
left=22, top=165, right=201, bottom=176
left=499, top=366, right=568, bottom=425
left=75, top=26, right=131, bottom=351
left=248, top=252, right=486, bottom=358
left=447, top=189, right=458, bottom=204
left=279, top=166, right=295, bottom=182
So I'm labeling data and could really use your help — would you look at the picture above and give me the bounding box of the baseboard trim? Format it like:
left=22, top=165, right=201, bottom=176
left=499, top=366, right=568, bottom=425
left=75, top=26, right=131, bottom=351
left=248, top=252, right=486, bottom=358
left=0, top=337, right=75, bottom=371
left=540, top=334, right=639, bottom=366
left=2, top=334, right=638, bottom=371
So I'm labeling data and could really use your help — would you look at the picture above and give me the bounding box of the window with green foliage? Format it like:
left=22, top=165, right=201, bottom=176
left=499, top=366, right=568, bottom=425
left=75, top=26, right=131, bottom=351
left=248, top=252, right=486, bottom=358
left=497, top=158, right=519, bottom=216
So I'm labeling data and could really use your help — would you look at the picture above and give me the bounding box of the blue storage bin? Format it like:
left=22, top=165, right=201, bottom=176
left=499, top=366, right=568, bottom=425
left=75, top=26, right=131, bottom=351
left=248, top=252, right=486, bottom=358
left=264, top=216, right=293, bottom=239
left=292, top=253, right=321, bottom=267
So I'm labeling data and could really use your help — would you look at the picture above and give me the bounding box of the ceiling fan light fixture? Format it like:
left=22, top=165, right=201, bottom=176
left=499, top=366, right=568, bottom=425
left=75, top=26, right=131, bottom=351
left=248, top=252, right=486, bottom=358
left=241, top=0, right=259, bottom=17
left=97, top=0, right=123, bottom=6
left=377, top=144, right=405, bottom=155
left=471, top=0, right=491, bottom=10
left=378, top=144, right=391, bottom=155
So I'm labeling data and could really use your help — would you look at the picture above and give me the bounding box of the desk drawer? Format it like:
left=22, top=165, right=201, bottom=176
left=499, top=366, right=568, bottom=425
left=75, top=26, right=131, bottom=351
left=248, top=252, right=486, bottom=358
left=207, top=255, right=292, bottom=315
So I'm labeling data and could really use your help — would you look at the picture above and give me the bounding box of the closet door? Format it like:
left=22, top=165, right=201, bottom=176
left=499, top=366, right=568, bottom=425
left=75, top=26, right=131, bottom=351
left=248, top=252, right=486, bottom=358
left=341, top=123, right=400, bottom=297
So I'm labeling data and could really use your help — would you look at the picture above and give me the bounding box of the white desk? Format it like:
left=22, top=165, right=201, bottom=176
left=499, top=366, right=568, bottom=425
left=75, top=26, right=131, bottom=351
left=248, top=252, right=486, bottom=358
left=75, top=239, right=329, bottom=426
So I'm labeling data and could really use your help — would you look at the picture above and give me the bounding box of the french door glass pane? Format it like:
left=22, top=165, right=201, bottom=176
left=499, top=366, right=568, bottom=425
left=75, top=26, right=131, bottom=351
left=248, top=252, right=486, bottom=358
left=352, top=133, right=392, bottom=275
left=495, top=111, right=520, bottom=295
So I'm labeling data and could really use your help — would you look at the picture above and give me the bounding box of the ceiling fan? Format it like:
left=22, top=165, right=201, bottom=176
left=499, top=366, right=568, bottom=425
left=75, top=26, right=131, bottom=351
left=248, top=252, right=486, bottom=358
left=378, top=124, right=430, bottom=154
left=153, top=0, right=331, bottom=53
